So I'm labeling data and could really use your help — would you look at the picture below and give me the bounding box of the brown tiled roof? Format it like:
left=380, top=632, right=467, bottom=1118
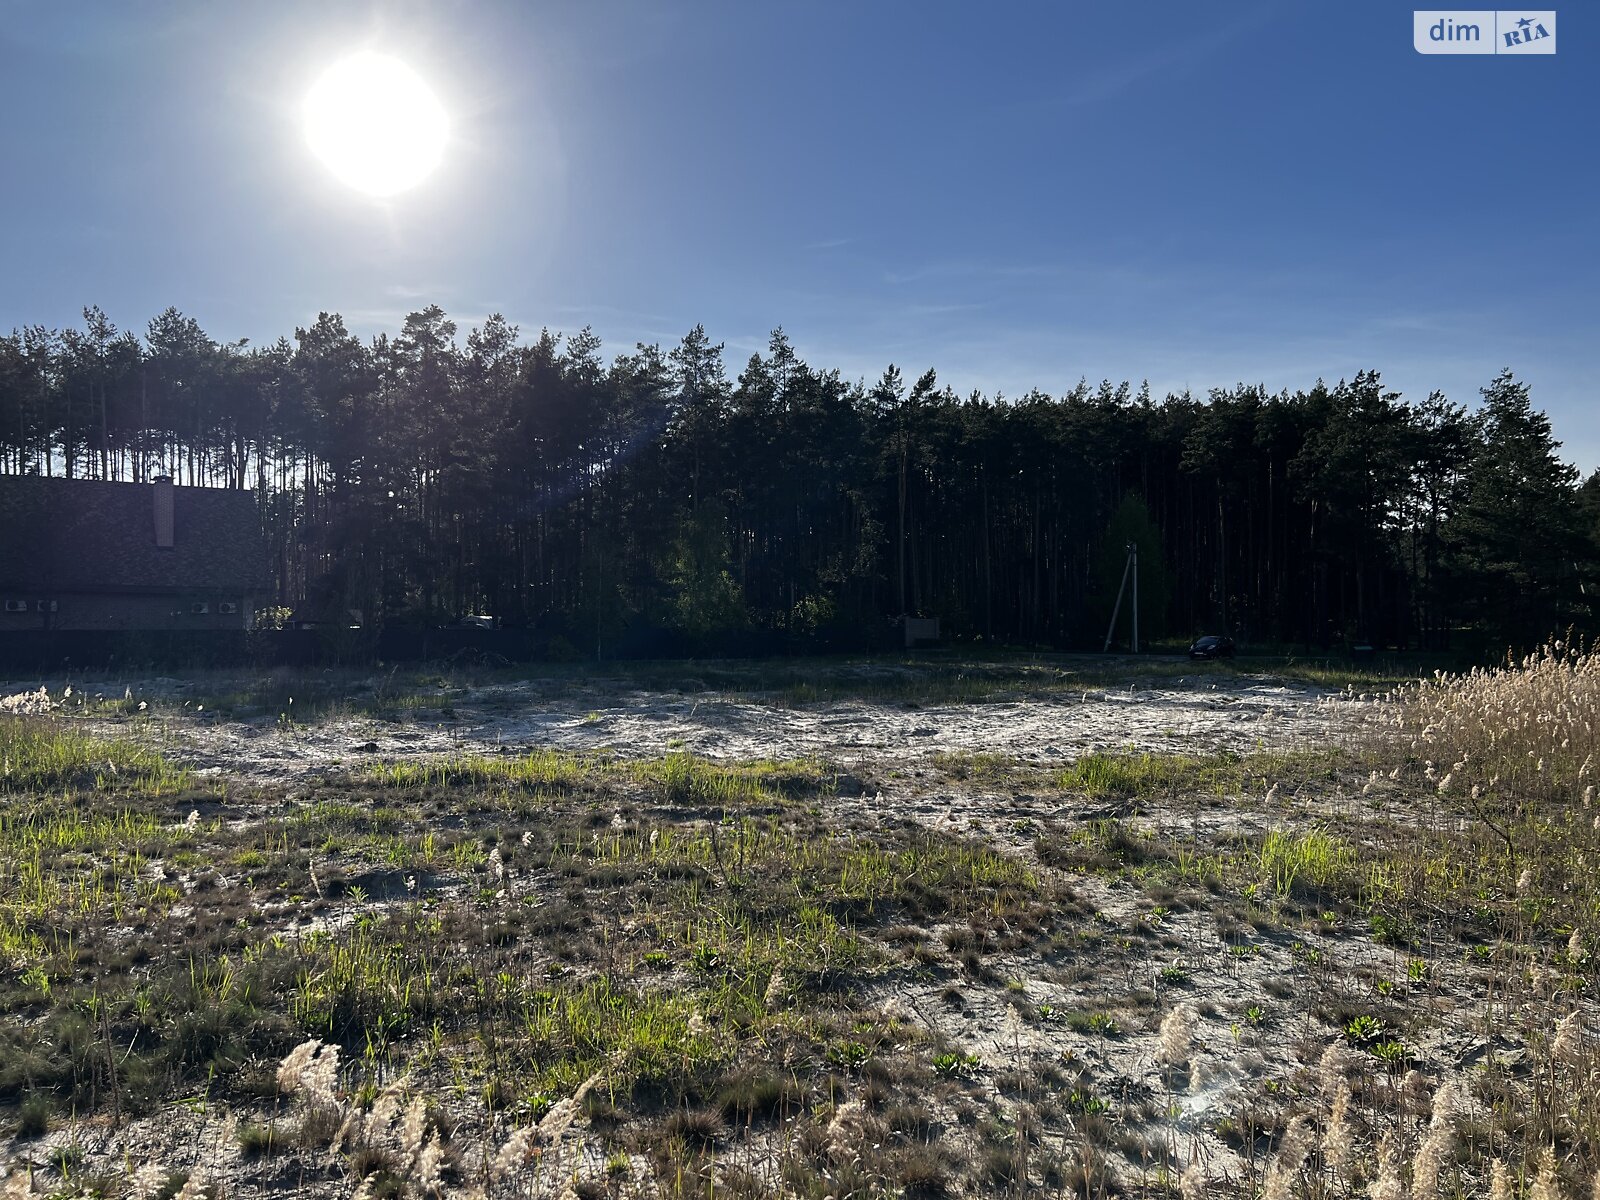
left=0, top=475, right=273, bottom=593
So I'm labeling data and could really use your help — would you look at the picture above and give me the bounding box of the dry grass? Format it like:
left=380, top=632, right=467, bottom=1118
left=1374, top=638, right=1600, bottom=806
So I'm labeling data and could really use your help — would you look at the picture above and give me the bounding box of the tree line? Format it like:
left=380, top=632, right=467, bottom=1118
left=2, top=305, right=1595, bottom=655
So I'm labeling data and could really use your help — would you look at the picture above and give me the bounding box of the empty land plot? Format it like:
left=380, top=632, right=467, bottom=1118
left=2, top=652, right=1594, bottom=1198
left=2, top=656, right=1372, bottom=787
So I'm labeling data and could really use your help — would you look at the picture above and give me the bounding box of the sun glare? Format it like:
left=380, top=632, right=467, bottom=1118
left=304, top=52, right=448, bottom=197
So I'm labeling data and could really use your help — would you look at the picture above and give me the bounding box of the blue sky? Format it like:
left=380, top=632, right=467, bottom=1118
left=2, top=2, right=1596, bottom=466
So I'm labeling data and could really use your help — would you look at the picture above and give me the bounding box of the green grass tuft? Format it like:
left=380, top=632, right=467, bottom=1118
left=0, top=716, right=192, bottom=795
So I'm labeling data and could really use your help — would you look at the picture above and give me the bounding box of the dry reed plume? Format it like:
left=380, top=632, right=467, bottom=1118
left=1376, top=639, right=1600, bottom=806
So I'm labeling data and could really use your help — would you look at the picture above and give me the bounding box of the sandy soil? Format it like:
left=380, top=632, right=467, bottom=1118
left=4, top=670, right=1368, bottom=785
left=5, top=666, right=1425, bottom=1197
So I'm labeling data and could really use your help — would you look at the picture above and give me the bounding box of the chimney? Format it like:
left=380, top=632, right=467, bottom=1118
left=153, top=475, right=174, bottom=548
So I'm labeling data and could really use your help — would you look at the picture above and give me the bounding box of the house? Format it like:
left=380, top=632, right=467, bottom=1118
left=0, top=474, right=273, bottom=630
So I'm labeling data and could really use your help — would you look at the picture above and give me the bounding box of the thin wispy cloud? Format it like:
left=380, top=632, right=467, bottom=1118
left=1048, top=7, right=1279, bottom=109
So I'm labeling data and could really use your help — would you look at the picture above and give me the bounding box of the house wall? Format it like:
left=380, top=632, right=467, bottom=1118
left=0, top=592, right=257, bottom=631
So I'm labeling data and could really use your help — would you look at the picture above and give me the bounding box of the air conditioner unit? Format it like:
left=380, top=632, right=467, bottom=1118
left=37, top=600, right=58, bottom=613
left=218, top=601, right=238, bottom=615
left=3, top=600, right=28, bottom=613
left=191, top=602, right=210, bottom=615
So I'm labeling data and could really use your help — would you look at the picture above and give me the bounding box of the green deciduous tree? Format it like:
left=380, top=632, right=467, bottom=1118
left=663, top=501, right=748, bottom=640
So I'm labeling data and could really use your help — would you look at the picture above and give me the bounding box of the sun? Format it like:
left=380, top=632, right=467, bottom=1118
left=304, top=52, right=449, bottom=197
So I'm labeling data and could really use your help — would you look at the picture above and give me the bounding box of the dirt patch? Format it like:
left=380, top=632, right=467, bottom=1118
left=5, top=669, right=1367, bottom=786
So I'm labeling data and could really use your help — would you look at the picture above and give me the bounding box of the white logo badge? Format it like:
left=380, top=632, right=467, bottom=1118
left=1414, top=11, right=1556, bottom=54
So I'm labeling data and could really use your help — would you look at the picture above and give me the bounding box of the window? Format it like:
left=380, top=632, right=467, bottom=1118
left=3, top=600, right=27, bottom=613
left=218, top=601, right=239, bottom=615
left=191, top=602, right=210, bottom=615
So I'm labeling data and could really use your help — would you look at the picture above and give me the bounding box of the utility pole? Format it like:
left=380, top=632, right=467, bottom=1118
left=1102, top=542, right=1140, bottom=653
left=1131, top=541, right=1139, bottom=654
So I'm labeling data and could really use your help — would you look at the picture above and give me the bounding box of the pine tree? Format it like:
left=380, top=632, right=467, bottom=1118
left=1449, top=370, right=1589, bottom=649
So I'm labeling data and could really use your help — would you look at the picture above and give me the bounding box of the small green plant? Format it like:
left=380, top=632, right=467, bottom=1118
left=524, top=1091, right=557, bottom=1120
left=1066, top=1088, right=1110, bottom=1115
left=1344, top=1014, right=1385, bottom=1044
left=826, top=1041, right=872, bottom=1070
left=1066, top=1011, right=1121, bottom=1036
left=1370, top=911, right=1414, bottom=946
left=1289, top=941, right=1324, bottom=966
left=1371, top=1040, right=1415, bottom=1066
left=690, top=944, right=722, bottom=972
left=932, top=1052, right=981, bottom=1078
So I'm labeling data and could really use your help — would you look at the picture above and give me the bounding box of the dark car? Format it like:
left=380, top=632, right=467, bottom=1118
left=1188, top=634, right=1235, bottom=660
